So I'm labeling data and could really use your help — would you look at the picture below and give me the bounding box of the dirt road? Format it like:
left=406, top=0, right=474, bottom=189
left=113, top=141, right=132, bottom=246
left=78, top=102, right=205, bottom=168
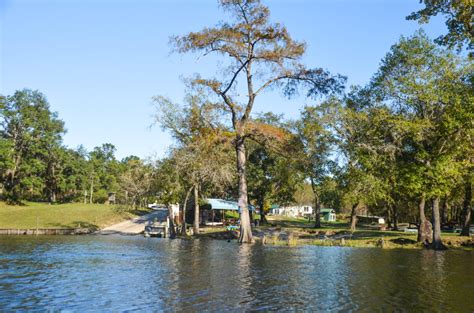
left=97, top=210, right=165, bottom=235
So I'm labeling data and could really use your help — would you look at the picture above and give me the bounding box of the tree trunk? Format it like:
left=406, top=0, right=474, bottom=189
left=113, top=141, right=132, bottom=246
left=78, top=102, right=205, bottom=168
left=311, top=179, right=321, bottom=228
left=431, top=196, right=446, bottom=250
left=350, top=202, right=358, bottom=231
left=454, top=205, right=460, bottom=224
left=417, top=193, right=432, bottom=244
left=89, top=176, right=94, bottom=204
left=180, top=186, right=193, bottom=236
left=390, top=203, right=399, bottom=231
left=259, top=197, right=268, bottom=225
left=314, top=199, right=321, bottom=228
left=193, top=184, right=199, bottom=235
left=168, top=205, right=176, bottom=239
left=441, top=197, right=448, bottom=225
left=460, top=179, right=472, bottom=237
left=5, top=154, right=22, bottom=203
left=48, top=165, right=56, bottom=203
left=236, top=138, right=253, bottom=243
left=387, top=205, right=392, bottom=229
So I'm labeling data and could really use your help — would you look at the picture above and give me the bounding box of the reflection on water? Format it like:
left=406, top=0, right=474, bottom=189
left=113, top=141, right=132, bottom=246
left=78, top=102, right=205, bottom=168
left=0, top=236, right=473, bottom=311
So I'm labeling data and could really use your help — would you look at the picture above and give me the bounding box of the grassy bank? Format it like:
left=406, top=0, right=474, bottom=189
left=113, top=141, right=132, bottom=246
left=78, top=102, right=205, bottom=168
left=197, top=215, right=473, bottom=250
left=262, top=216, right=473, bottom=250
left=0, top=202, right=149, bottom=230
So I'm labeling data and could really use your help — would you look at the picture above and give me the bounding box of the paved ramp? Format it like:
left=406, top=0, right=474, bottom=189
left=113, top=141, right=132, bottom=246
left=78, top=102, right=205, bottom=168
left=97, top=211, right=166, bottom=235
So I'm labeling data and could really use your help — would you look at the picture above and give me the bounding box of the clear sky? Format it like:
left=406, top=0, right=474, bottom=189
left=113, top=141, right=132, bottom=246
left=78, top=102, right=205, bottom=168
left=1, top=0, right=446, bottom=159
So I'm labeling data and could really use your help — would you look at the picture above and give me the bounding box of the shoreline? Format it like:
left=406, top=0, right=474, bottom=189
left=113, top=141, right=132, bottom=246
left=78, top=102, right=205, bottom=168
left=0, top=228, right=92, bottom=235
left=1, top=214, right=472, bottom=252
left=196, top=227, right=474, bottom=251
left=1, top=228, right=472, bottom=251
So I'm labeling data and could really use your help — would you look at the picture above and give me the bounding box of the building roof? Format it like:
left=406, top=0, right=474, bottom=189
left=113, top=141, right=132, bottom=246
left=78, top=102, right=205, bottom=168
left=320, top=208, right=335, bottom=214
left=206, top=198, right=255, bottom=211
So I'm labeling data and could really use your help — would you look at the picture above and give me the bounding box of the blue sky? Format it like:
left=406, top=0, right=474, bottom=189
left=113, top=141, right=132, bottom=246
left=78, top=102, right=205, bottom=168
left=1, top=0, right=446, bottom=159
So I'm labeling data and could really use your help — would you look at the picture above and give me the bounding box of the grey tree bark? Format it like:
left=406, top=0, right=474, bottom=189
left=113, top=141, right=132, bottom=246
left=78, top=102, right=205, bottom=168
left=431, top=196, right=446, bottom=250
left=350, top=203, right=359, bottom=232
left=387, top=205, right=392, bottom=229
left=180, top=186, right=193, bottom=236
left=311, top=179, right=321, bottom=228
left=168, top=205, right=176, bottom=239
left=237, top=138, right=253, bottom=243
left=193, top=184, right=200, bottom=235
left=441, top=197, right=449, bottom=225
left=460, top=179, right=472, bottom=237
left=392, top=204, right=398, bottom=231
left=258, top=196, right=268, bottom=225
left=89, top=176, right=94, bottom=204
left=417, top=193, right=432, bottom=245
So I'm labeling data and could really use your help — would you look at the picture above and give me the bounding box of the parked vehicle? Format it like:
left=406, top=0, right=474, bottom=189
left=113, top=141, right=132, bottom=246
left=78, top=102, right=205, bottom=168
left=144, top=209, right=169, bottom=238
left=147, top=203, right=167, bottom=210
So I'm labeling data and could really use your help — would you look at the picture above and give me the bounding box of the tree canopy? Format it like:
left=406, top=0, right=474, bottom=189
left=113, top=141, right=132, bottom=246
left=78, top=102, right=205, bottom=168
left=407, top=0, right=473, bottom=52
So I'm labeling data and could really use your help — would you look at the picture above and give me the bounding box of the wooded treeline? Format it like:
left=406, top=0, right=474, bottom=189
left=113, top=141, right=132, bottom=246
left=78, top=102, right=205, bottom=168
left=153, top=29, right=473, bottom=248
left=153, top=0, right=472, bottom=248
left=0, top=90, right=156, bottom=207
left=0, top=0, right=472, bottom=249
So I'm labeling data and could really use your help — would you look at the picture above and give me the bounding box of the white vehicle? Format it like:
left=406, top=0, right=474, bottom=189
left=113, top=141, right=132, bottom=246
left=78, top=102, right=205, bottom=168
left=144, top=209, right=170, bottom=238
left=147, top=203, right=166, bottom=210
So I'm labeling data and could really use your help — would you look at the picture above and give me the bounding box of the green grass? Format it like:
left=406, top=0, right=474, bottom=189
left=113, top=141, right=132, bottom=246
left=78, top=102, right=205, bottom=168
left=262, top=215, right=473, bottom=250
left=0, top=202, right=148, bottom=230
left=224, top=211, right=260, bottom=220
left=195, top=215, right=472, bottom=249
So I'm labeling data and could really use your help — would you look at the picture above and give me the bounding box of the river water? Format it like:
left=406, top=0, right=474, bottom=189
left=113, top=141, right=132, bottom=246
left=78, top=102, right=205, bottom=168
left=0, top=235, right=473, bottom=312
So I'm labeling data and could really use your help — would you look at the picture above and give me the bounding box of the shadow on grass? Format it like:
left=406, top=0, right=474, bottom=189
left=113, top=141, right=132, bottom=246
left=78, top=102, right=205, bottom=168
left=47, top=221, right=99, bottom=231
left=390, top=238, right=418, bottom=245
left=320, top=222, right=349, bottom=229
left=267, top=219, right=361, bottom=231
left=195, top=227, right=238, bottom=240
left=112, top=205, right=152, bottom=216
left=265, top=218, right=312, bottom=229
left=352, top=230, right=411, bottom=239
left=460, top=240, right=474, bottom=247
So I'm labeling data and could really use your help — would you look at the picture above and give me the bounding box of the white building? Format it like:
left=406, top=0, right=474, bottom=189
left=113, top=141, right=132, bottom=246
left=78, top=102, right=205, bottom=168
left=271, top=205, right=313, bottom=218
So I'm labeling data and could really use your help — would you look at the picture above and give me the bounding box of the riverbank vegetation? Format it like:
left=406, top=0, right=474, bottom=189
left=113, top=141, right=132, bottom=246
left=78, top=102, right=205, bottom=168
left=1, top=0, right=472, bottom=250
left=197, top=216, right=473, bottom=250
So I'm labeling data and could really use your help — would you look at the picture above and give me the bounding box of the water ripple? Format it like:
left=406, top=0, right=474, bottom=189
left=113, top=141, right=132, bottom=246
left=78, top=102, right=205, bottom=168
left=0, top=236, right=473, bottom=312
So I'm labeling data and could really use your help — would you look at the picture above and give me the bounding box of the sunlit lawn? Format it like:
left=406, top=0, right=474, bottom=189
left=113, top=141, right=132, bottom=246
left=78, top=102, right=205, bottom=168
left=263, top=215, right=472, bottom=248
left=0, top=202, right=148, bottom=229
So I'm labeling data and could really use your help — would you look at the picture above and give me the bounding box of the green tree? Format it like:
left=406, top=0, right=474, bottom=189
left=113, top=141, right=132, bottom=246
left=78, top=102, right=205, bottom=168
left=154, top=93, right=235, bottom=235
left=407, top=0, right=473, bottom=52
left=0, top=89, right=65, bottom=203
left=294, top=102, right=337, bottom=227
left=59, top=146, right=90, bottom=202
left=88, top=143, right=121, bottom=203
left=119, top=158, right=154, bottom=209
left=459, top=128, right=473, bottom=236
left=247, top=115, right=301, bottom=224
left=368, top=31, right=472, bottom=249
left=334, top=103, right=389, bottom=231
left=171, top=0, right=345, bottom=243
left=340, top=88, right=412, bottom=231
